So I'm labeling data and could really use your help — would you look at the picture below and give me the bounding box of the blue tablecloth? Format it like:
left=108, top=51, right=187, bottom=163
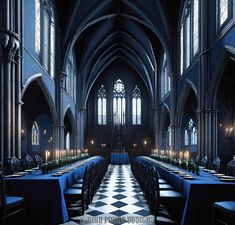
left=137, top=156, right=235, bottom=225
left=5, top=156, right=103, bottom=225
left=111, top=153, right=130, bottom=164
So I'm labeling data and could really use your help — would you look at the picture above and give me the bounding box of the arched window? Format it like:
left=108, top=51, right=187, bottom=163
left=180, top=0, right=200, bottom=74
left=50, top=14, right=55, bottom=77
left=161, top=54, right=171, bottom=98
left=184, top=118, right=197, bottom=146
left=32, top=121, right=39, bottom=145
left=65, top=132, right=70, bottom=150
left=132, top=85, right=141, bottom=125
left=192, top=126, right=197, bottom=145
left=98, top=85, right=107, bottom=125
left=34, top=0, right=56, bottom=78
left=35, top=0, right=41, bottom=54
left=166, top=126, right=172, bottom=148
left=65, top=54, right=76, bottom=101
left=113, top=79, right=125, bottom=126
left=184, top=129, right=189, bottom=146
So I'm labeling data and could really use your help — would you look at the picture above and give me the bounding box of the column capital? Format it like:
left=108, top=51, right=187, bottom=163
left=0, top=30, right=20, bottom=61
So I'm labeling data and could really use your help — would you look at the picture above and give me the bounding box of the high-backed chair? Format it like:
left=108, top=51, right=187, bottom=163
left=34, top=154, right=44, bottom=167
left=201, top=156, right=208, bottom=168
left=25, top=154, right=36, bottom=169
left=0, top=169, right=26, bottom=225
left=153, top=176, right=176, bottom=225
left=212, top=157, right=221, bottom=173
left=10, top=157, right=23, bottom=174
left=226, top=158, right=235, bottom=176
left=64, top=167, right=89, bottom=217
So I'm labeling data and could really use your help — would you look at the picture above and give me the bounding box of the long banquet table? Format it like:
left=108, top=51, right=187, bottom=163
left=5, top=156, right=103, bottom=225
left=110, top=153, right=130, bottom=164
left=137, top=156, right=235, bottom=225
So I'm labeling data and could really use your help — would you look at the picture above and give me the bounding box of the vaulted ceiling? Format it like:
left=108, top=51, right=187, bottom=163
left=55, top=0, right=181, bottom=105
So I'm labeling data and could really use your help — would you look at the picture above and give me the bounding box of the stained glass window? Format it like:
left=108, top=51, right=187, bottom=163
left=132, top=85, right=141, bottom=125
left=98, top=85, right=107, bottom=125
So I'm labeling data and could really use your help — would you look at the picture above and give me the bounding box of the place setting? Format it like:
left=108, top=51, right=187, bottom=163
left=218, top=175, right=235, bottom=182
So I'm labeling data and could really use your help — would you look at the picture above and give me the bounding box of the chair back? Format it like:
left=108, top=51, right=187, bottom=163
left=34, top=154, right=44, bottom=166
left=25, top=154, right=35, bottom=169
left=10, top=156, right=23, bottom=173
left=212, top=157, right=221, bottom=172
left=226, top=159, right=235, bottom=176
left=201, top=156, right=208, bottom=167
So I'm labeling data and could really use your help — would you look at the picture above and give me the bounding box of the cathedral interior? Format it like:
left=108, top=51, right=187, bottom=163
left=1, top=1, right=235, bottom=225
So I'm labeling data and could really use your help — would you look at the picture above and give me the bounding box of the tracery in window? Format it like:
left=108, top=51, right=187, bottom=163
left=113, top=79, right=125, bottom=126
left=35, top=0, right=56, bottom=78
left=180, top=0, right=200, bottom=74
left=35, top=0, right=41, bottom=54
left=98, top=85, right=107, bottom=125
left=132, top=85, right=141, bottom=125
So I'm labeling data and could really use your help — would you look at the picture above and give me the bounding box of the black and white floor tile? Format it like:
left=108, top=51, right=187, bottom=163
left=72, top=165, right=155, bottom=225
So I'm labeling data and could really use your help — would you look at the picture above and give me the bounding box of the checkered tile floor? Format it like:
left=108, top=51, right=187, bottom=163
left=72, top=165, right=155, bottom=225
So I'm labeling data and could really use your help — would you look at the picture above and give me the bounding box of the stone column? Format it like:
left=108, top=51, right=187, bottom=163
left=170, top=74, right=178, bottom=151
left=152, top=107, right=159, bottom=150
left=77, top=108, right=87, bottom=151
left=0, top=31, right=20, bottom=161
left=198, top=0, right=209, bottom=162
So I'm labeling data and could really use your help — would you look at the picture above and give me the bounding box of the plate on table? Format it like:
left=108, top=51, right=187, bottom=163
left=24, top=169, right=34, bottom=172
left=5, top=174, right=25, bottom=178
left=52, top=173, right=62, bottom=177
left=219, top=175, right=235, bottom=179
left=183, top=176, right=195, bottom=180
left=208, top=170, right=217, bottom=174
left=219, top=177, right=235, bottom=182
left=213, top=173, right=225, bottom=177
left=16, top=172, right=28, bottom=175
left=32, top=167, right=40, bottom=170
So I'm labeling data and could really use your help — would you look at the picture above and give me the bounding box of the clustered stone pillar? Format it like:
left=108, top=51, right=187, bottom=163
left=0, top=32, right=21, bottom=161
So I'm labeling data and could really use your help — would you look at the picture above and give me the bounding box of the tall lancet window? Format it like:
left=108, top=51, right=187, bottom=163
left=35, top=0, right=41, bottom=54
left=219, top=0, right=229, bottom=27
left=65, top=132, right=70, bottom=150
left=32, top=121, right=39, bottom=145
left=161, top=54, right=171, bottom=99
left=132, top=85, right=141, bottom=125
left=113, top=79, right=125, bottom=126
left=97, top=85, right=107, bottom=125
left=50, top=15, right=55, bottom=77
left=166, top=126, right=172, bottom=148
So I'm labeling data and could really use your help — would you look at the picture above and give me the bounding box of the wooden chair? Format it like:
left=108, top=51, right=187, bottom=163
left=201, top=156, right=208, bottom=168
left=212, top=157, right=221, bottom=173
left=153, top=176, right=176, bottom=225
left=226, top=158, right=235, bottom=176
left=64, top=167, right=89, bottom=218
left=10, top=157, right=23, bottom=174
left=0, top=171, right=26, bottom=225
left=34, top=154, right=44, bottom=167
left=212, top=201, right=235, bottom=225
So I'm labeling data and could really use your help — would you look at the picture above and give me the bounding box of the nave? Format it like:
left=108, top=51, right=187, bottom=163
left=72, top=165, right=154, bottom=225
